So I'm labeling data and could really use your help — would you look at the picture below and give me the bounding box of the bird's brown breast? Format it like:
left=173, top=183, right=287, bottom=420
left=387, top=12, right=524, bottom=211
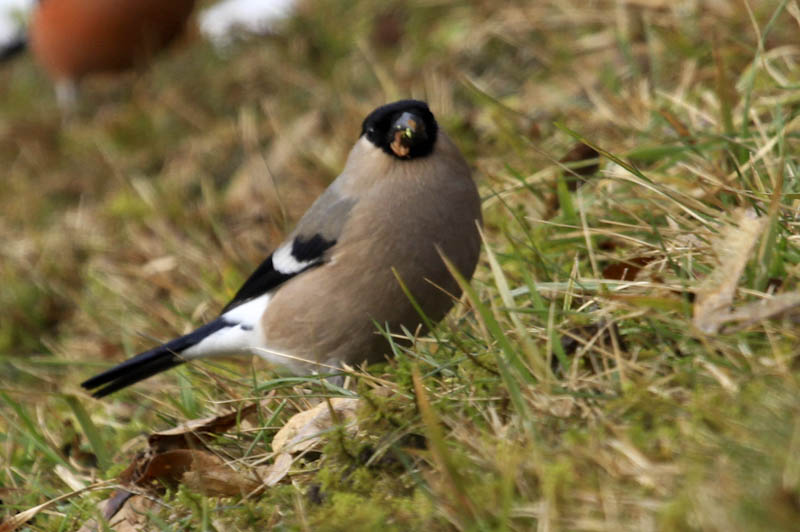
left=261, top=134, right=481, bottom=372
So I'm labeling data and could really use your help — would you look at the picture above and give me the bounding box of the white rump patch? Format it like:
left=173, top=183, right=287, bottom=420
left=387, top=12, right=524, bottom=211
left=272, top=243, right=318, bottom=275
left=183, top=294, right=271, bottom=359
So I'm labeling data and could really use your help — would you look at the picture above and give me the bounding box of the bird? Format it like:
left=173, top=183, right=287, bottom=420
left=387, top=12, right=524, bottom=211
left=24, top=0, right=195, bottom=108
left=81, top=100, right=483, bottom=398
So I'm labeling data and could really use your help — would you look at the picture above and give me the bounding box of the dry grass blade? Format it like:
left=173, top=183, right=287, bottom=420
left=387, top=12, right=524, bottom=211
left=693, top=210, right=768, bottom=333
left=718, top=292, right=800, bottom=332
left=0, top=483, right=108, bottom=532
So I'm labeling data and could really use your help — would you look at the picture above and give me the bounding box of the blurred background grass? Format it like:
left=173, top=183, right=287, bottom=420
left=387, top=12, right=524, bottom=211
left=1, top=0, right=800, bottom=530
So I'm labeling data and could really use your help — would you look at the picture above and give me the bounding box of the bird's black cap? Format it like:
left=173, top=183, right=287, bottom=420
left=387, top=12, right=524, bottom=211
left=362, top=100, right=438, bottom=160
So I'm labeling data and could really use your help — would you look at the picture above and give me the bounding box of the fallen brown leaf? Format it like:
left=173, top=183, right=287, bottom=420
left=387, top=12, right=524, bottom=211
left=74, top=397, right=363, bottom=530
left=601, top=256, right=656, bottom=281
left=103, top=490, right=136, bottom=521
left=107, top=495, right=158, bottom=532
left=271, top=398, right=360, bottom=455
left=148, top=403, right=258, bottom=452
left=182, top=451, right=261, bottom=496
left=138, top=449, right=217, bottom=488
left=254, top=452, right=294, bottom=488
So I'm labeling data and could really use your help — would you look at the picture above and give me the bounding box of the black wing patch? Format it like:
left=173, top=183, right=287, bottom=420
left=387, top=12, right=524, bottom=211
left=291, top=234, right=337, bottom=262
left=220, top=234, right=336, bottom=314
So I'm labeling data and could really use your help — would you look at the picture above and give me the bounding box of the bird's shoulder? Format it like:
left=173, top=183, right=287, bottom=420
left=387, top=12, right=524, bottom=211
left=219, top=186, right=357, bottom=314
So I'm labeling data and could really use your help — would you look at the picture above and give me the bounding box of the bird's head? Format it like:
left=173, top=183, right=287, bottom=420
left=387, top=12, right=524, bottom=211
left=361, top=100, right=438, bottom=160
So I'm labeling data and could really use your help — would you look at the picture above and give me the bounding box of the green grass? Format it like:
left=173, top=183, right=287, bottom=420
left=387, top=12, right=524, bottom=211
left=2, top=0, right=800, bottom=530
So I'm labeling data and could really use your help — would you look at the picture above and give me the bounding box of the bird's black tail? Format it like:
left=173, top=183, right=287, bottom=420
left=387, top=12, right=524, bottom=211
left=0, top=35, right=27, bottom=62
left=81, top=319, right=229, bottom=398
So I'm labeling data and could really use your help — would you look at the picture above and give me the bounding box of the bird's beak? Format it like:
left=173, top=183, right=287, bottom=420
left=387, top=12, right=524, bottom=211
left=389, top=111, right=427, bottom=158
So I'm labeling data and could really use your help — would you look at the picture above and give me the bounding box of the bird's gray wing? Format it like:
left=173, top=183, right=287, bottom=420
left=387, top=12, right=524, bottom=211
left=220, top=186, right=356, bottom=313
